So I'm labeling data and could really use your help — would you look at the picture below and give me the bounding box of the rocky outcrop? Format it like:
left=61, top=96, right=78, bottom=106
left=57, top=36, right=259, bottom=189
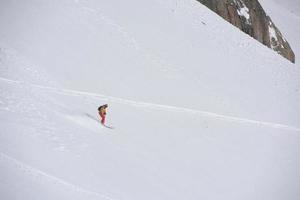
left=197, top=0, right=295, bottom=63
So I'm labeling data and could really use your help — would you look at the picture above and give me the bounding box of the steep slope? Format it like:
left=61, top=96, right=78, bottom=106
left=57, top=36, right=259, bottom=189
left=1, top=48, right=300, bottom=200
left=0, top=0, right=299, bottom=126
left=0, top=0, right=300, bottom=200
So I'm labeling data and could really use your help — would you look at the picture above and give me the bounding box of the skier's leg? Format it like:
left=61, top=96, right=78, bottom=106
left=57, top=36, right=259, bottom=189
left=98, top=112, right=102, bottom=122
left=100, top=113, right=105, bottom=124
left=102, top=115, right=106, bottom=124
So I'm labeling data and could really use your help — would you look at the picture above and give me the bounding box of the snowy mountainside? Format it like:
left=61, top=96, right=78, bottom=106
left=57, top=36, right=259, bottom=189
left=0, top=0, right=299, bottom=125
left=197, top=0, right=295, bottom=63
left=0, top=0, right=300, bottom=200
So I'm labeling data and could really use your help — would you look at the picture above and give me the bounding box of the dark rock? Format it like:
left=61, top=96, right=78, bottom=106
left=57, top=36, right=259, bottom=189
left=197, top=0, right=295, bottom=63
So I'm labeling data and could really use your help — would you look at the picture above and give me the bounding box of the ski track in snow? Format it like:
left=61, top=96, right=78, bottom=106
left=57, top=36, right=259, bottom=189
left=1, top=76, right=299, bottom=133
left=0, top=152, right=119, bottom=200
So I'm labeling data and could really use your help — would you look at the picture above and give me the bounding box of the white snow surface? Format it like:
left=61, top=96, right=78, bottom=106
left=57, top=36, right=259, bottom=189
left=0, top=0, right=300, bottom=200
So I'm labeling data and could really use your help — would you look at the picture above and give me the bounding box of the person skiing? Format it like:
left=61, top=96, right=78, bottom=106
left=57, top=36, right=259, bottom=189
left=98, top=104, right=108, bottom=125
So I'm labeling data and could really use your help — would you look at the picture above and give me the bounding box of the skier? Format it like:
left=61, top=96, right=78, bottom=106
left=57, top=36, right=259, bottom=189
left=98, top=104, right=108, bottom=125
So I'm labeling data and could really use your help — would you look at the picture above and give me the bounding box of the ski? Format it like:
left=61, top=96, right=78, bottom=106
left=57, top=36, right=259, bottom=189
left=102, top=124, right=114, bottom=129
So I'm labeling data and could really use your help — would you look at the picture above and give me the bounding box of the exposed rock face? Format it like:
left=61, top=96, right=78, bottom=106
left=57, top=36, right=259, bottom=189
left=197, top=0, right=295, bottom=63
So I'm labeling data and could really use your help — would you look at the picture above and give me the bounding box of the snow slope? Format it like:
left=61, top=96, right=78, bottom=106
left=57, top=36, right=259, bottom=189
left=263, top=0, right=300, bottom=16
left=0, top=0, right=300, bottom=200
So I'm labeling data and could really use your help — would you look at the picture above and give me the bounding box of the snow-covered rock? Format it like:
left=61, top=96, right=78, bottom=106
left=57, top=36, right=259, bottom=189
left=197, top=0, right=295, bottom=63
